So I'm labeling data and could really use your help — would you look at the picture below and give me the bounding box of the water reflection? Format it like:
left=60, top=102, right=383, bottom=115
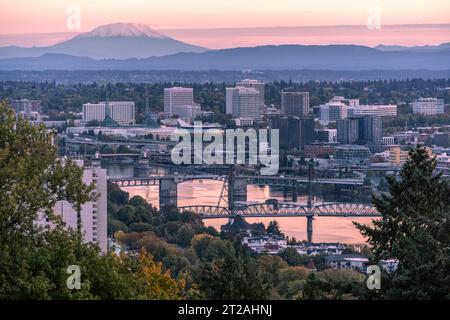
left=124, top=179, right=376, bottom=244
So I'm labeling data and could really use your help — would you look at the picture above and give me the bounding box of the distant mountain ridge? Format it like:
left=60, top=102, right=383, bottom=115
left=1, top=43, right=449, bottom=71
left=0, top=23, right=207, bottom=59
left=375, top=42, right=450, bottom=52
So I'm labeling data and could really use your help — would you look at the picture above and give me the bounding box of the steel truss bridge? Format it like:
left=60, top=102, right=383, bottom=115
left=110, top=175, right=226, bottom=186
left=178, top=202, right=380, bottom=219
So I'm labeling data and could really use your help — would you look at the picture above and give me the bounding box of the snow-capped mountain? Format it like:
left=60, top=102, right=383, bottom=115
left=75, top=23, right=169, bottom=39
left=0, top=23, right=207, bottom=59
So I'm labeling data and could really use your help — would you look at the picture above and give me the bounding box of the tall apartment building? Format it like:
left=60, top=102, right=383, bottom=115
left=35, top=160, right=107, bottom=253
left=164, top=87, right=194, bottom=116
left=412, top=98, right=445, bottom=115
left=271, top=116, right=315, bottom=149
left=82, top=101, right=135, bottom=125
left=281, top=91, right=310, bottom=117
left=236, top=79, right=265, bottom=111
left=226, top=87, right=261, bottom=119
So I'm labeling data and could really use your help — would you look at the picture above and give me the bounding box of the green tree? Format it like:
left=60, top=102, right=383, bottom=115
left=302, top=269, right=365, bottom=300
left=196, top=245, right=270, bottom=299
left=0, top=102, right=184, bottom=300
left=355, top=145, right=450, bottom=299
left=267, top=220, right=283, bottom=236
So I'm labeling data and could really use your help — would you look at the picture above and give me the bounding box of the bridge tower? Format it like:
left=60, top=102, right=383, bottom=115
left=306, top=162, right=315, bottom=244
left=159, top=177, right=177, bottom=208
left=227, top=165, right=247, bottom=213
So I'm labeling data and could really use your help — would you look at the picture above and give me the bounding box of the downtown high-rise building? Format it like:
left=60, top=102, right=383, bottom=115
left=271, top=116, right=315, bottom=149
left=281, top=91, right=310, bottom=117
left=337, top=117, right=360, bottom=145
left=226, top=86, right=261, bottom=119
left=337, top=115, right=382, bottom=152
left=236, top=79, right=265, bottom=112
left=164, top=87, right=194, bottom=117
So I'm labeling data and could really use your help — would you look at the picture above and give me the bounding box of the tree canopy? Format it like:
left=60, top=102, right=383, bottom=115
left=356, top=145, right=450, bottom=299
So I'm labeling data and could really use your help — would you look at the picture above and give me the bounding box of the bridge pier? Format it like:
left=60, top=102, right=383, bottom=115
left=159, top=177, right=177, bottom=208
left=230, top=176, right=247, bottom=204
left=283, top=187, right=288, bottom=198
left=292, top=185, right=298, bottom=203
left=307, top=215, right=313, bottom=244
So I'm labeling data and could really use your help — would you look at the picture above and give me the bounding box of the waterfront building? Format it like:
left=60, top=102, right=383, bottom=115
left=82, top=101, right=135, bottom=125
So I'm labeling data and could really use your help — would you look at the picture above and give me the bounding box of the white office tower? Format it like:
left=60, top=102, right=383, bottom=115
left=236, top=79, right=265, bottom=111
left=281, top=91, right=310, bottom=116
left=172, top=103, right=201, bottom=122
left=35, top=160, right=107, bottom=253
left=164, top=87, right=194, bottom=116
left=412, top=98, right=445, bottom=115
left=226, top=87, right=261, bottom=119
left=82, top=101, right=135, bottom=125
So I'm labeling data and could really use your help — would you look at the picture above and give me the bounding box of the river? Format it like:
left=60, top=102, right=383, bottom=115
left=122, top=179, right=376, bottom=245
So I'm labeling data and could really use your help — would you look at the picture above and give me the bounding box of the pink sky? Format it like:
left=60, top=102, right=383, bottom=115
left=1, top=0, right=449, bottom=48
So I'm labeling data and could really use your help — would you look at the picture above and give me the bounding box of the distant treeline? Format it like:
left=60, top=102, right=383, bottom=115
left=0, top=78, right=449, bottom=120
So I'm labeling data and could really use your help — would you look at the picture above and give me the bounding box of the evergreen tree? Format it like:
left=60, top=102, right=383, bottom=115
left=267, top=220, right=283, bottom=236
left=355, top=145, right=450, bottom=299
left=196, top=244, right=270, bottom=299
